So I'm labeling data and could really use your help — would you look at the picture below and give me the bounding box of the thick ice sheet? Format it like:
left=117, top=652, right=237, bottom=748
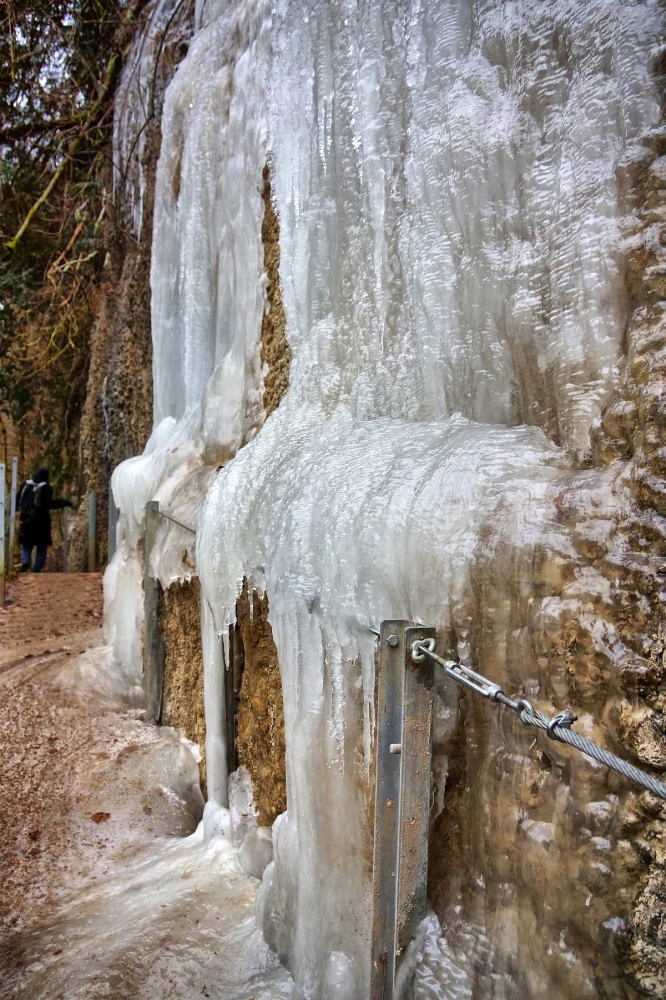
left=267, top=0, right=660, bottom=457
left=199, top=400, right=572, bottom=997
left=151, top=0, right=269, bottom=436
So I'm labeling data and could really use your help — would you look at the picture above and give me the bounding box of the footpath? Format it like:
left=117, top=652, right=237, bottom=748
left=0, top=572, right=291, bottom=1000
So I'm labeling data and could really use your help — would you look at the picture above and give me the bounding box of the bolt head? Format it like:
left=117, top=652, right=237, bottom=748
left=387, top=634, right=399, bottom=647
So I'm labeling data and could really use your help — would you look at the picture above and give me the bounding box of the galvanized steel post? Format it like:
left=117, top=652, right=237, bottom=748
left=8, top=457, right=17, bottom=572
left=370, top=620, right=436, bottom=1000
left=108, top=483, right=118, bottom=563
left=88, top=492, right=97, bottom=572
left=62, top=506, right=69, bottom=572
left=370, top=621, right=405, bottom=1000
left=0, top=463, right=5, bottom=605
left=143, top=499, right=165, bottom=722
left=397, top=625, right=436, bottom=946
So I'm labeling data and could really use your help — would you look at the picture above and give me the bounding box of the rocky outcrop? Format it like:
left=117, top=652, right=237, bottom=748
left=235, top=581, right=287, bottom=827
left=69, top=1, right=194, bottom=570
left=427, top=91, right=666, bottom=997
left=160, top=578, right=206, bottom=791
left=260, top=165, right=291, bottom=418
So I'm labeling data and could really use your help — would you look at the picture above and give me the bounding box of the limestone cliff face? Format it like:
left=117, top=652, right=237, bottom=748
left=68, top=2, right=194, bottom=571
left=590, top=105, right=666, bottom=995
left=260, top=166, right=291, bottom=420
left=426, top=96, right=666, bottom=997
left=68, top=169, right=156, bottom=571
left=149, top=163, right=290, bottom=820
left=235, top=581, right=287, bottom=827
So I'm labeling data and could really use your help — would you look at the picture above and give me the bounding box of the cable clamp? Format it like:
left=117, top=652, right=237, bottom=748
left=546, top=710, right=578, bottom=742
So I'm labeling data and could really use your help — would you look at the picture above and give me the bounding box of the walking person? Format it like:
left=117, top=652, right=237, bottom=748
left=17, top=467, right=73, bottom=573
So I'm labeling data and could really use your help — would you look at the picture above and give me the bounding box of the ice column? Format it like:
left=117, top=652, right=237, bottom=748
left=150, top=0, right=269, bottom=444
left=106, top=0, right=271, bottom=677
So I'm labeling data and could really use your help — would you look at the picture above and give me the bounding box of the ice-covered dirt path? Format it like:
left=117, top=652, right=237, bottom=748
left=0, top=574, right=292, bottom=999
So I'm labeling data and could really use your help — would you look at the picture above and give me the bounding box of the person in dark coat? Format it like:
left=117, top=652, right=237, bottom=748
left=17, top=467, right=73, bottom=573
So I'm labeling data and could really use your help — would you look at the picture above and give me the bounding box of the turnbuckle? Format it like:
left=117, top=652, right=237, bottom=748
left=411, top=639, right=504, bottom=702
left=442, top=661, right=504, bottom=701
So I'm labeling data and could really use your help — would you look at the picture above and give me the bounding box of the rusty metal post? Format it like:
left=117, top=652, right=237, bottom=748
left=398, top=625, right=436, bottom=946
left=143, top=499, right=165, bottom=722
left=370, top=620, right=436, bottom=1000
left=0, top=463, right=5, bottom=605
left=370, top=621, right=406, bottom=999
left=8, top=457, right=18, bottom=572
left=88, top=492, right=97, bottom=572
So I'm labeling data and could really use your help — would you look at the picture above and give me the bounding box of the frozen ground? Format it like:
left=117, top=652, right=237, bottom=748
left=2, top=834, right=293, bottom=1000
left=0, top=573, right=292, bottom=1000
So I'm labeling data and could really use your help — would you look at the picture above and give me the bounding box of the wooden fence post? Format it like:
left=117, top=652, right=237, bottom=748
left=62, top=507, right=69, bottom=572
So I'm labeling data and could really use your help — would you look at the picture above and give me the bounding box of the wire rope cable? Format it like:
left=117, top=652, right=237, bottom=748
left=156, top=510, right=196, bottom=535
left=410, top=638, right=666, bottom=801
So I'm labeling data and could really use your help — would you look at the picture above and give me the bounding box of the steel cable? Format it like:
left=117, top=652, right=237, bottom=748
left=517, top=704, right=666, bottom=799
left=157, top=510, right=196, bottom=535
left=411, top=640, right=666, bottom=801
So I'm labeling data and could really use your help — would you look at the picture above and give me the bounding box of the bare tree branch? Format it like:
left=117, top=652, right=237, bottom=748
left=6, top=52, right=117, bottom=252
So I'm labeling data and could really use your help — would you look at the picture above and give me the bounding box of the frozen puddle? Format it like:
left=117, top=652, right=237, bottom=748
left=4, top=829, right=293, bottom=999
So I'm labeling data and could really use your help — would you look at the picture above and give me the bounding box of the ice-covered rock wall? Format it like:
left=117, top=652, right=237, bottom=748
left=113, top=0, right=192, bottom=239
left=107, top=0, right=665, bottom=996
left=150, top=0, right=268, bottom=445
left=105, top=0, right=270, bottom=672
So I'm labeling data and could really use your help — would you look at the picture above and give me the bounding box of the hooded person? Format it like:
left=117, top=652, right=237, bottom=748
left=17, top=467, right=73, bottom=573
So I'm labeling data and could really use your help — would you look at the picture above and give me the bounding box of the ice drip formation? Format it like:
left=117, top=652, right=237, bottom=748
left=105, top=1, right=666, bottom=996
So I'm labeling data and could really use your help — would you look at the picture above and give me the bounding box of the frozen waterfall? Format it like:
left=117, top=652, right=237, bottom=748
left=107, top=0, right=664, bottom=997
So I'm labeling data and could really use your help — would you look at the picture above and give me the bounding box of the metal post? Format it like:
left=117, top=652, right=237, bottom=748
left=397, top=625, right=436, bottom=946
left=62, top=506, right=69, bottom=573
left=88, top=492, right=97, bottom=572
left=370, top=621, right=405, bottom=1000
left=143, top=499, right=165, bottom=722
left=370, top=620, right=436, bottom=1000
left=8, top=456, right=17, bottom=572
left=108, top=484, right=118, bottom=563
left=226, top=627, right=242, bottom=777
left=0, top=464, right=5, bottom=605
